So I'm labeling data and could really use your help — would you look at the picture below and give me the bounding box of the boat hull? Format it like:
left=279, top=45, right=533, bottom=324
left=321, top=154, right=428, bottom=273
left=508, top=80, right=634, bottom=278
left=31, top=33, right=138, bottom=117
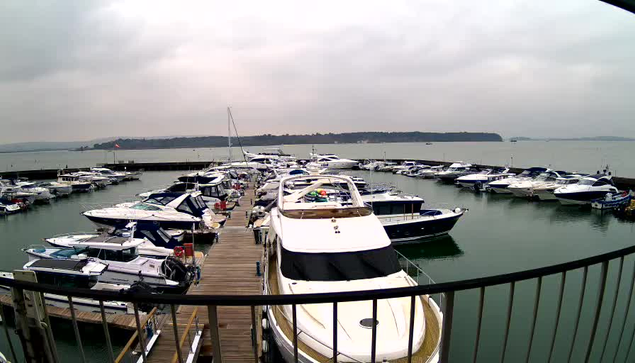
left=556, top=191, right=612, bottom=205
left=380, top=212, right=463, bottom=243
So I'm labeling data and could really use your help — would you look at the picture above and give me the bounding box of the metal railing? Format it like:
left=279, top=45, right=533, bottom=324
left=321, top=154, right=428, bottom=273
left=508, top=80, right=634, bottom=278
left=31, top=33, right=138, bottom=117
left=3, top=243, right=635, bottom=362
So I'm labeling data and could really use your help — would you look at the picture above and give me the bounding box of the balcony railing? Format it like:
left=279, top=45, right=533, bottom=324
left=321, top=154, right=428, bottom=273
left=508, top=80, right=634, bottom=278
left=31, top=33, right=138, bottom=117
left=2, top=243, right=635, bottom=362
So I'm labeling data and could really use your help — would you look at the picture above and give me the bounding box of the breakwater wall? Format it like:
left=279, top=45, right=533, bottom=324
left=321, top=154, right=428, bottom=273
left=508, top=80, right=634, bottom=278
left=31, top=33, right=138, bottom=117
left=2, top=159, right=635, bottom=190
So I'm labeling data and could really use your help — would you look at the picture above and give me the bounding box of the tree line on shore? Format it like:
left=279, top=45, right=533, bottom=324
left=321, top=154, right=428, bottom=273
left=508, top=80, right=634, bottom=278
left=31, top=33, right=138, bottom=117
left=90, top=131, right=503, bottom=150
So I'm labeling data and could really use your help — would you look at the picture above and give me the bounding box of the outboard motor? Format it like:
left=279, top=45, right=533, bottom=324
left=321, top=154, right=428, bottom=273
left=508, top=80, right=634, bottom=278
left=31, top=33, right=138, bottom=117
left=162, top=256, right=196, bottom=286
left=128, top=281, right=157, bottom=312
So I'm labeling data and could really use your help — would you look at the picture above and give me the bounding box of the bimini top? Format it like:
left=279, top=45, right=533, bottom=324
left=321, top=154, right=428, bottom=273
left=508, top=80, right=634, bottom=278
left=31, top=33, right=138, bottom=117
left=143, top=191, right=208, bottom=217
left=24, top=259, right=107, bottom=276
left=277, top=175, right=372, bottom=218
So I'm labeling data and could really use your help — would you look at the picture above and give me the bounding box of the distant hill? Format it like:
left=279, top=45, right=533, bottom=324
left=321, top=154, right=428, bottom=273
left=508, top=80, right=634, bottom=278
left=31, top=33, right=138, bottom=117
left=91, top=132, right=503, bottom=150
left=0, top=139, right=114, bottom=153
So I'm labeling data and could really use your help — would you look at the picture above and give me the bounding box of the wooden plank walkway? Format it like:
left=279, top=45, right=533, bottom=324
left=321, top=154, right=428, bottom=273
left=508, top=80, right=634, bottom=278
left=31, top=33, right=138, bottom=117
left=146, top=190, right=263, bottom=363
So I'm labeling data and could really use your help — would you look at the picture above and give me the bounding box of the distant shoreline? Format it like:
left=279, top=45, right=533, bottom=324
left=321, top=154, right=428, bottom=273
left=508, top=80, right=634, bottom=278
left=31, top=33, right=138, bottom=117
left=89, top=131, right=503, bottom=150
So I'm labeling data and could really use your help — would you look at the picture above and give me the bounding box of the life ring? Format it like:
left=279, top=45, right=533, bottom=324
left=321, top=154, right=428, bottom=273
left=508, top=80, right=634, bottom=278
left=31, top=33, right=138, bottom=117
left=174, top=246, right=185, bottom=258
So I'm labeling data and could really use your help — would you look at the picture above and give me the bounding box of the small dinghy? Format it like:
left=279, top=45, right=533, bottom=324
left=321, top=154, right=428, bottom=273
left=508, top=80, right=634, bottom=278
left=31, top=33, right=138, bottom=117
left=591, top=191, right=632, bottom=210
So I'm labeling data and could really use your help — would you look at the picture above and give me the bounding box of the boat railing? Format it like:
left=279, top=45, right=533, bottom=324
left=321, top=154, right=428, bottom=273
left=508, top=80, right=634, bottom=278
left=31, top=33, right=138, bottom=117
left=4, top=242, right=635, bottom=363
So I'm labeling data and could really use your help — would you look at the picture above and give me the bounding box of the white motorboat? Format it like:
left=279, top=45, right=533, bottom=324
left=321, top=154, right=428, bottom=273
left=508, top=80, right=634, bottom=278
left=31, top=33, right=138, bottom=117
left=0, top=179, right=37, bottom=204
left=90, top=167, right=128, bottom=183
left=417, top=165, right=445, bottom=179
left=435, top=162, right=474, bottom=183
left=392, top=161, right=417, bottom=174
left=363, top=191, right=465, bottom=243
left=309, top=153, right=358, bottom=169
left=57, top=173, right=95, bottom=192
left=486, top=167, right=548, bottom=194
left=554, top=174, right=619, bottom=205
left=0, top=259, right=135, bottom=315
left=45, top=222, right=181, bottom=259
left=507, top=170, right=566, bottom=198
left=74, top=171, right=111, bottom=188
left=38, top=181, right=73, bottom=197
left=83, top=192, right=223, bottom=240
left=263, top=174, right=442, bottom=362
left=14, top=181, right=54, bottom=203
left=529, top=175, right=583, bottom=201
left=455, top=168, right=514, bottom=190
left=25, top=237, right=194, bottom=293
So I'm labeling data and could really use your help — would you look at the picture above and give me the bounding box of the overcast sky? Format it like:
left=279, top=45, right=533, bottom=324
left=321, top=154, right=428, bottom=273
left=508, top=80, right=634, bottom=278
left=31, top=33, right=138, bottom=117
left=1, top=0, right=634, bottom=144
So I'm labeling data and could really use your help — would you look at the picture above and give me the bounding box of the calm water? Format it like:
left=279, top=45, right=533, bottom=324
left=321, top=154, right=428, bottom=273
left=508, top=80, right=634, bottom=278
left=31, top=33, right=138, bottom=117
left=0, top=168, right=634, bottom=362
left=2, top=140, right=635, bottom=177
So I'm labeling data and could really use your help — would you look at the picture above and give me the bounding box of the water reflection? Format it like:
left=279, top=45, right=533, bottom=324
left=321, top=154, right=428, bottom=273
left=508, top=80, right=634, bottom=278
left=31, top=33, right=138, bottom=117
left=548, top=205, right=613, bottom=232
left=395, top=235, right=464, bottom=261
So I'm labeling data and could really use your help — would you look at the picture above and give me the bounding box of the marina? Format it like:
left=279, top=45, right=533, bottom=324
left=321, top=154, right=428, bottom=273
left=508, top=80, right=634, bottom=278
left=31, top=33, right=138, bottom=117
left=0, top=149, right=634, bottom=362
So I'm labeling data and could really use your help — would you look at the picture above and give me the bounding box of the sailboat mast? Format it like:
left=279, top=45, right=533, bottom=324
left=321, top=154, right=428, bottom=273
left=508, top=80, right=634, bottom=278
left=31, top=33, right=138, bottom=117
left=227, top=107, right=232, bottom=162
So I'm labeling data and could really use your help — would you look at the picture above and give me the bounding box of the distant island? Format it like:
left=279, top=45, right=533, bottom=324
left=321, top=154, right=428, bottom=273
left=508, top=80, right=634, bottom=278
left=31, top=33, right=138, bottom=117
left=90, top=132, right=503, bottom=150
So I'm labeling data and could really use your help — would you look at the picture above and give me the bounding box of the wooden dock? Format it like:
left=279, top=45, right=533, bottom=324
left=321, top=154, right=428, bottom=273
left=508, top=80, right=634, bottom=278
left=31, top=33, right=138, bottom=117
left=146, top=191, right=263, bottom=363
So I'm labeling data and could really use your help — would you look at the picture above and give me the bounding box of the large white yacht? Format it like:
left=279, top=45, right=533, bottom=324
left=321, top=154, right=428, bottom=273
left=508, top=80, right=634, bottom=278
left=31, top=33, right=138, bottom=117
left=455, top=168, right=514, bottom=190
left=507, top=170, right=566, bottom=198
left=264, top=175, right=442, bottom=362
left=308, top=153, right=358, bottom=169
left=554, top=174, right=619, bottom=205
left=531, top=175, right=583, bottom=201
left=486, top=167, right=548, bottom=194
left=434, top=162, right=474, bottom=183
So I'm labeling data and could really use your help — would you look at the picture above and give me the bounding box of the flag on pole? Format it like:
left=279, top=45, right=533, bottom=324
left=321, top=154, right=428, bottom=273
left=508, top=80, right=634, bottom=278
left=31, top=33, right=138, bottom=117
left=115, top=143, right=120, bottom=148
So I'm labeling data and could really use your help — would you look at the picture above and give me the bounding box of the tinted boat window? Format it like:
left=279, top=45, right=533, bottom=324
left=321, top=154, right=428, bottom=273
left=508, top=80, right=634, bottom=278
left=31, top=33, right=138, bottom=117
left=280, top=246, right=401, bottom=281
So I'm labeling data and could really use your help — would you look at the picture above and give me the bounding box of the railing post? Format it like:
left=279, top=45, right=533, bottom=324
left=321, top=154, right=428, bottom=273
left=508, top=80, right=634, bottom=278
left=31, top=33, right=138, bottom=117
left=599, top=256, right=624, bottom=361
left=567, top=266, right=589, bottom=363
left=67, top=296, right=87, bottom=363
left=292, top=304, right=299, bottom=363
left=133, top=304, right=147, bottom=362
left=371, top=299, right=378, bottom=363
left=473, top=287, right=485, bottom=363
left=207, top=305, right=223, bottom=363
left=525, top=276, right=543, bottom=363
left=612, top=257, right=635, bottom=363
left=171, top=305, right=184, bottom=363
left=407, top=295, right=416, bottom=363
left=547, top=272, right=566, bottom=363
left=440, top=291, right=455, bottom=363
left=500, top=282, right=515, bottom=363
left=251, top=305, right=258, bottom=363
left=333, top=302, right=338, bottom=363
left=583, top=261, right=609, bottom=363
left=99, top=300, right=116, bottom=363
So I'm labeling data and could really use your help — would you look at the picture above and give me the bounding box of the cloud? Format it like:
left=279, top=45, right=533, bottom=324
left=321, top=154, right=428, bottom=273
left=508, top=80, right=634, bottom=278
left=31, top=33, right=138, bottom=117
left=1, top=0, right=635, bottom=143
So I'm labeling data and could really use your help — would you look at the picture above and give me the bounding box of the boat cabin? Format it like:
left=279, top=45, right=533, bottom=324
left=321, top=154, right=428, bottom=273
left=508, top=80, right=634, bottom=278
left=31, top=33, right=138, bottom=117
left=24, top=259, right=106, bottom=289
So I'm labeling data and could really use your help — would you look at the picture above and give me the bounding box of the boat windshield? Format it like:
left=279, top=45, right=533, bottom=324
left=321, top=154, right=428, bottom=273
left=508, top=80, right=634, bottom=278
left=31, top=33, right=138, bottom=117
left=87, top=247, right=138, bottom=262
left=280, top=246, right=401, bottom=281
left=131, top=203, right=162, bottom=211
left=579, top=179, right=596, bottom=186
left=35, top=272, right=97, bottom=289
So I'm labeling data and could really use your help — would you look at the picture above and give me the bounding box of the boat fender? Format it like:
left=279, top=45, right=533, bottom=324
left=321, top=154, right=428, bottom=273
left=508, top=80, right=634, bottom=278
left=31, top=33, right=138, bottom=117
left=196, top=266, right=201, bottom=283
left=174, top=246, right=185, bottom=258
left=262, top=339, right=269, bottom=353
left=262, top=317, right=269, bottom=330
